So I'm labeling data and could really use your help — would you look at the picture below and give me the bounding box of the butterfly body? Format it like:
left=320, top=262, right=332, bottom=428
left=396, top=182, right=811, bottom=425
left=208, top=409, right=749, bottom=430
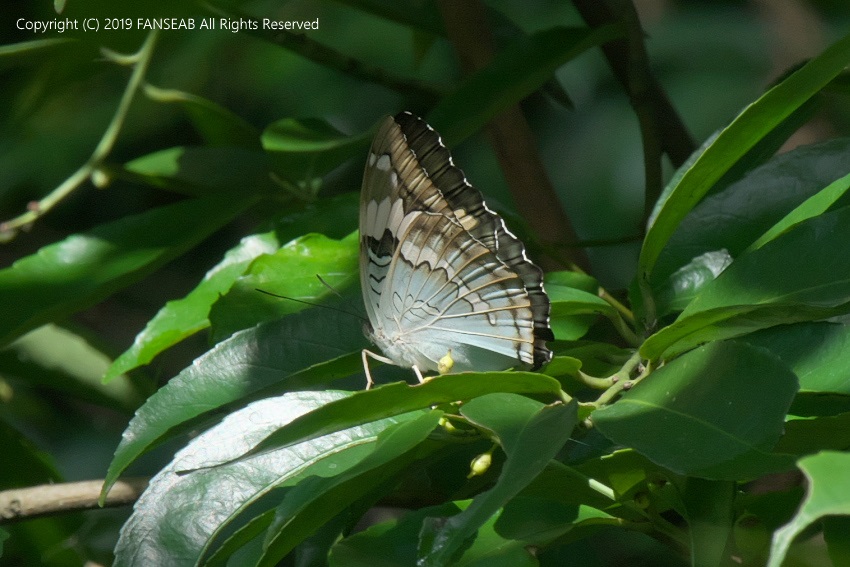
left=359, top=112, right=553, bottom=381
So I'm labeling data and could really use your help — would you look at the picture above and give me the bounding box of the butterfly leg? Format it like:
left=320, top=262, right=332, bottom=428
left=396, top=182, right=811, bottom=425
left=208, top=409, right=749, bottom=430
left=412, top=365, right=425, bottom=383
left=362, top=349, right=398, bottom=390
left=361, top=349, right=376, bottom=390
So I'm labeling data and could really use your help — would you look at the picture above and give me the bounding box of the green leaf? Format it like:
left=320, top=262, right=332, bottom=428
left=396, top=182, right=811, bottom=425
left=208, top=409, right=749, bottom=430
left=654, top=249, right=733, bottom=317
left=100, top=307, right=369, bottom=501
left=113, top=391, right=415, bottom=567
left=495, top=497, right=613, bottom=550
left=428, top=25, right=622, bottom=146
left=747, top=168, right=850, bottom=252
left=641, top=206, right=850, bottom=360
left=574, top=448, right=671, bottom=505
left=521, top=460, right=620, bottom=514
left=653, top=138, right=850, bottom=287
left=460, top=393, right=546, bottom=452
left=639, top=31, right=850, bottom=286
left=547, top=283, right=614, bottom=341
left=262, top=117, right=372, bottom=186
left=104, top=232, right=279, bottom=382
left=122, top=146, right=275, bottom=196
left=768, top=451, right=850, bottom=567
left=233, top=373, right=565, bottom=464
left=0, top=195, right=247, bottom=349
left=143, top=85, right=261, bottom=148
left=777, top=413, right=850, bottom=456
left=741, top=322, right=850, bottom=395
left=330, top=502, right=464, bottom=567
left=3, top=324, right=144, bottom=412
left=105, top=193, right=359, bottom=382
left=209, top=232, right=359, bottom=341
left=594, top=341, right=797, bottom=480
left=680, top=478, right=735, bottom=567
left=257, top=411, right=443, bottom=566
left=418, top=399, right=577, bottom=565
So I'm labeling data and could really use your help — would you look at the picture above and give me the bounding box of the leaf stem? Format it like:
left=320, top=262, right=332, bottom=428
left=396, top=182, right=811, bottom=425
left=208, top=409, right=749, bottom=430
left=592, top=350, right=644, bottom=407
left=0, top=31, right=159, bottom=238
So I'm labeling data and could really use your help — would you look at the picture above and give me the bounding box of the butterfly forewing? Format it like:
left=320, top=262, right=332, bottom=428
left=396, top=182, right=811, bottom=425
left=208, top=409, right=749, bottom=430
left=359, top=112, right=553, bottom=376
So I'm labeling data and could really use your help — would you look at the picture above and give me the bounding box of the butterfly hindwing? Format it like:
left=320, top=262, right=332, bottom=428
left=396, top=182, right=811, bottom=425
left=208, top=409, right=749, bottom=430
left=359, top=112, right=553, bottom=376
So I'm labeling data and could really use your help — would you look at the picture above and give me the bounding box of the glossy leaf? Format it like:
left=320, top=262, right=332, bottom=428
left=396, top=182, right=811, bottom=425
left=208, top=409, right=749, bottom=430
left=257, top=411, right=443, bottom=566
left=104, top=232, right=279, bottom=382
left=105, top=193, right=359, bottom=381
left=209, top=232, right=359, bottom=340
left=768, top=451, right=850, bottom=567
left=418, top=398, right=577, bottom=565
left=101, top=307, right=369, bottom=500
left=651, top=136, right=850, bottom=287
left=742, top=322, right=850, bottom=394
left=747, top=168, right=850, bottom=252
left=641, top=206, right=850, bottom=360
left=547, top=284, right=614, bottom=341
left=0, top=195, right=247, bottom=349
left=231, top=373, right=564, bottom=465
left=594, top=341, right=798, bottom=480
left=428, top=25, right=621, bottom=146
left=113, top=391, right=416, bottom=567
left=654, top=249, right=733, bottom=317
left=640, top=31, right=850, bottom=284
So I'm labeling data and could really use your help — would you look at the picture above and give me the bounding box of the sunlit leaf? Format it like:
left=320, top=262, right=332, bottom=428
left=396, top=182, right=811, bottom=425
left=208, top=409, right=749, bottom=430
left=767, top=451, right=850, bottom=567
left=595, top=341, right=797, bottom=480
left=642, top=206, right=850, bottom=360
left=0, top=196, right=248, bottom=349
left=640, top=31, right=850, bottom=285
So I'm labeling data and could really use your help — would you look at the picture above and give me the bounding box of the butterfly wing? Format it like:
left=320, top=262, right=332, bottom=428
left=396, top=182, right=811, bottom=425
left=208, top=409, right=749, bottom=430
left=359, top=112, right=553, bottom=374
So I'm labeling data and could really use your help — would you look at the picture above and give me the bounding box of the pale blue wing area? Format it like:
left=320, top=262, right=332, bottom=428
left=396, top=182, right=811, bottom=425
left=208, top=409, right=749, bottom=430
left=374, top=210, right=537, bottom=373
left=359, top=113, right=552, bottom=375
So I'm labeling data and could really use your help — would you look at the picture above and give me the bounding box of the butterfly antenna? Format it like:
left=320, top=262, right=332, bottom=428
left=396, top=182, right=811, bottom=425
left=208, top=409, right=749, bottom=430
left=316, top=274, right=344, bottom=299
left=254, top=288, right=367, bottom=323
left=316, top=274, right=369, bottom=319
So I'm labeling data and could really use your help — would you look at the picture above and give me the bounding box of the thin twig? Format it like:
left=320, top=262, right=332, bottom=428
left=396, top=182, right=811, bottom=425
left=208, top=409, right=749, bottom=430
left=0, top=31, right=159, bottom=238
left=0, top=478, right=148, bottom=523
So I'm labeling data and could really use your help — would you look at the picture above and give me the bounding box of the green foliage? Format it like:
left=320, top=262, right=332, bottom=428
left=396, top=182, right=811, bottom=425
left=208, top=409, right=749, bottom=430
left=3, top=1, right=850, bottom=566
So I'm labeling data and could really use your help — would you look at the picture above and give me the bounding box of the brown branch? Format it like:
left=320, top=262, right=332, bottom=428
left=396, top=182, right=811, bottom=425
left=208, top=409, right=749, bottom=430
left=0, top=478, right=148, bottom=524
left=572, top=0, right=696, bottom=220
left=436, top=0, right=590, bottom=272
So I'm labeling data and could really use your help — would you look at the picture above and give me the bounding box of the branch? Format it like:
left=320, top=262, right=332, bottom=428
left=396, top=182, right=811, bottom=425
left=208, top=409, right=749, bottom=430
left=436, top=0, right=590, bottom=271
left=0, top=31, right=159, bottom=240
left=0, top=478, right=148, bottom=523
left=572, top=0, right=696, bottom=221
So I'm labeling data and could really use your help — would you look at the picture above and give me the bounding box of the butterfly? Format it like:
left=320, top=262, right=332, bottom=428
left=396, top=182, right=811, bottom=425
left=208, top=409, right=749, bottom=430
left=359, top=111, right=553, bottom=385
